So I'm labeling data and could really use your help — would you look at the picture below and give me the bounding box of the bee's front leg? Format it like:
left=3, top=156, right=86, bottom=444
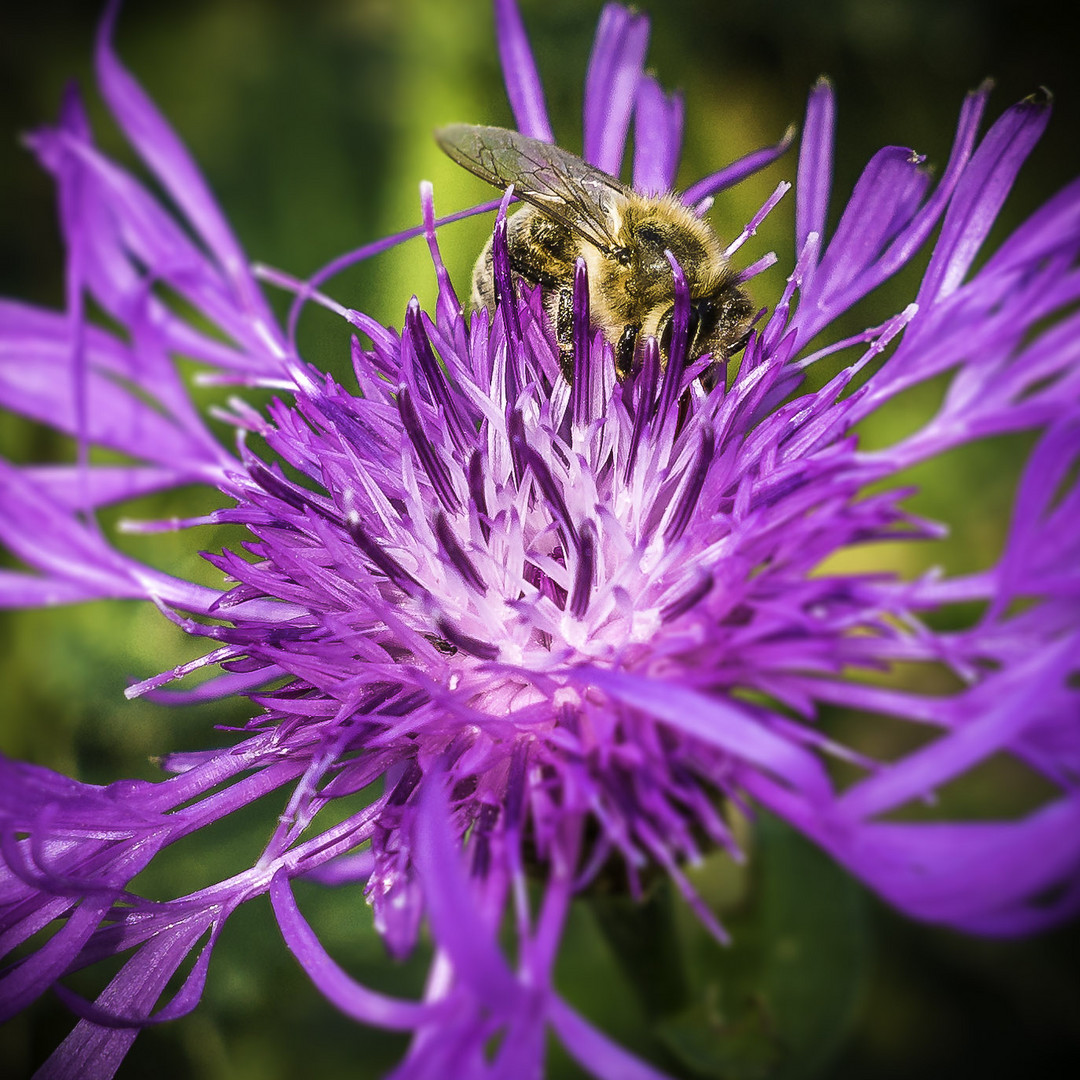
left=615, top=325, right=639, bottom=382
left=556, top=294, right=638, bottom=385
left=555, top=286, right=576, bottom=382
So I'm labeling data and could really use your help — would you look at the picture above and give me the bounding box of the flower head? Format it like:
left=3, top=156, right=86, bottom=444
left=2, top=1, right=1080, bottom=1077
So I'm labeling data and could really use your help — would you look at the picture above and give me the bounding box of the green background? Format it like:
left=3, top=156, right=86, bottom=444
left=1, top=1, right=1078, bottom=1077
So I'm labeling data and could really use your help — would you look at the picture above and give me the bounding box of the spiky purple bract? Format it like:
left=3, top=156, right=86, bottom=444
left=2, top=1, right=1079, bottom=1078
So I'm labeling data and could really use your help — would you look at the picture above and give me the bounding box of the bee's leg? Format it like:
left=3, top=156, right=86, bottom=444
left=614, top=325, right=639, bottom=382
left=701, top=325, right=752, bottom=392
left=726, top=326, right=753, bottom=358
left=471, top=234, right=496, bottom=314
left=699, top=364, right=723, bottom=393
left=555, top=286, right=576, bottom=382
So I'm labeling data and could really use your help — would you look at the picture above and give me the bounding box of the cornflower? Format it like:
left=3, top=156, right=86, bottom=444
left=2, top=2, right=1079, bottom=1078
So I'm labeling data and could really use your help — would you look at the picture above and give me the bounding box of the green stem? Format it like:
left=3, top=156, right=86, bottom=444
left=589, top=878, right=690, bottom=1023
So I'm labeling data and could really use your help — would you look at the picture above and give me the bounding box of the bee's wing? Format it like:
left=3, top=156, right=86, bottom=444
left=437, top=124, right=629, bottom=253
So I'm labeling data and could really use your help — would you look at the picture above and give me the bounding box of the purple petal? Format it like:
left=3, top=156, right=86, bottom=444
left=38, top=919, right=211, bottom=1080
left=831, top=799, right=1080, bottom=929
left=0, top=460, right=147, bottom=601
left=632, top=75, right=683, bottom=195
left=850, top=83, right=989, bottom=303
left=0, top=303, right=225, bottom=474
left=55, top=923, right=221, bottom=1028
left=269, top=872, right=438, bottom=1029
left=808, top=146, right=931, bottom=311
left=681, top=125, right=795, bottom=208
left=983, top=173, right=1080, bottom=274
left=27, top=117, right=282, bottom=375
left=94, top=2, right=280, bottom=336
left=549, top=997, right=673, bottom=1080
left=575, top=667, right=832, bottom=799
left=991, top=417, right=1080, bottom=619
left=795, top=77, right=835, bottom=270
left=835, top=638, right=1076, bottom=821
left=411, top=774, right=520, bottom=1005
left=0, top=572, right=108, bottom=608
left=493, top=0, right=553, bottom=141
left=583, top=4, right=650, bottom=174
left=918, top=90, right=1051, bottom=305
left=0, top=901, right=107, bottom=1021
left=744, top=771, right=1080, bottom=935
left=20, top=465, right=189, bottom=510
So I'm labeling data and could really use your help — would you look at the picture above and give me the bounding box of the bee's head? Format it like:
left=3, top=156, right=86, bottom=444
left=658, top=297, right=712, bottom=358
left=655, top=285, right=754, bottom=375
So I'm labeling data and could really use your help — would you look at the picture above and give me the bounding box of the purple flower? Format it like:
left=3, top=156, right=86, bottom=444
left=3, top=0, right=1080, bottom=1077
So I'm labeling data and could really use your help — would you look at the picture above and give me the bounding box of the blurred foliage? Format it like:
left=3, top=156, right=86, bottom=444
left=1, top=1, right=1079, bottom=1077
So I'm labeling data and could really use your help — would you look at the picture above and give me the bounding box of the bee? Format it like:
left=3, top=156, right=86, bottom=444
left=436, top=123, right=754, bottom=384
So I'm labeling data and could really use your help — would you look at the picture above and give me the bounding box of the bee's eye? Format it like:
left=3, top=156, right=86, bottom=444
left=636, top=223, right=665, bottom=249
